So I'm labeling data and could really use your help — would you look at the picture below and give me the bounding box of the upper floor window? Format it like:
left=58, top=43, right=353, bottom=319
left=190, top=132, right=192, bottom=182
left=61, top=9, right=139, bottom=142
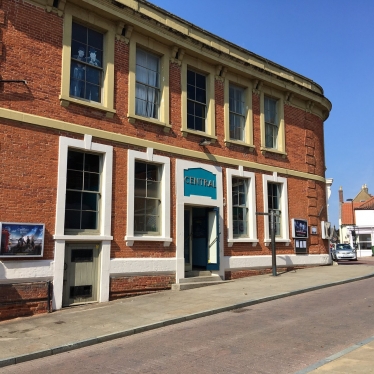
left=65, top=150, right=101, bottom=233
left=229, top=85, right=245, bottom=141
left=187, top=70, right=207, bottom=132
left=134, top=161, right=161, bottom=235
left=136, top=48, right=160, bottom=119
left=264, top=96, right=278, bottom=149
left=70, top=22, right=103, bottom=103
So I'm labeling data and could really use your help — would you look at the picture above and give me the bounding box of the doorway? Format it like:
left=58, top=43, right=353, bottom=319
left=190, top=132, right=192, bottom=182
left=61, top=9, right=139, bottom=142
left=184, top=206, right=219, bottom=273
left=62, top=243, right=99, bottom=307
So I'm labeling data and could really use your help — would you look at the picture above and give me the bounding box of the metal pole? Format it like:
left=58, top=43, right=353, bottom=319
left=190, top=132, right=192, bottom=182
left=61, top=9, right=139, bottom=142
left=270, top=210, right=277, bottom=276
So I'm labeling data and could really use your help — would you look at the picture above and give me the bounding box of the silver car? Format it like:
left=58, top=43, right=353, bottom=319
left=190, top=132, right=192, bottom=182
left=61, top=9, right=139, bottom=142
left=332, top=244, right=357, bottom=261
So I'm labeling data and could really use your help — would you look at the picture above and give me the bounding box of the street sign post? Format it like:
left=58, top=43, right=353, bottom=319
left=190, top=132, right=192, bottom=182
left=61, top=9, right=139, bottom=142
left=256, top=210, right=281, bottom=276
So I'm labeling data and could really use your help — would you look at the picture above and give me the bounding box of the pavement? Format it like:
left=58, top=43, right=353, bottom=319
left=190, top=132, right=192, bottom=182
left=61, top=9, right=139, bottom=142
left=1, top=258, right=374, bottom=373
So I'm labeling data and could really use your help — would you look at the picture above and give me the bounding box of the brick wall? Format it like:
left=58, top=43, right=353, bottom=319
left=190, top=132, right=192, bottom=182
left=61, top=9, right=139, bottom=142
left=0, top=281, right=52, bottom=321
left=0, top=1, right=329, bottom=262
left=109, top=274, right=175, bottom=300
left=225, top=266, right=319, bottom=280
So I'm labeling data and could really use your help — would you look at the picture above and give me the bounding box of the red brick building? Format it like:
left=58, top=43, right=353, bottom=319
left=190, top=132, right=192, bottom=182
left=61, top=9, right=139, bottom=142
left=0, top=0, right=332, bottom=320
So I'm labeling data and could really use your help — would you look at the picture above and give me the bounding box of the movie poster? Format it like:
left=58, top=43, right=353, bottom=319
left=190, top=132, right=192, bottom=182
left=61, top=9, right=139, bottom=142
left=0, top=222, right=44, bottom=257
left=291, top=219, right=308, bottom=238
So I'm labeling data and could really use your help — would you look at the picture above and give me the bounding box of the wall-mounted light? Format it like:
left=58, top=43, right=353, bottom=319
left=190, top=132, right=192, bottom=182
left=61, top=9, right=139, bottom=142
left=199, top=139, right=211, bottom=146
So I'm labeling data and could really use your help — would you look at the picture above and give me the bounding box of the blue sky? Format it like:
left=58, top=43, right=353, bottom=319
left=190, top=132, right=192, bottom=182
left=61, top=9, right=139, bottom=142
left=151, top=0, right=374, bottom=228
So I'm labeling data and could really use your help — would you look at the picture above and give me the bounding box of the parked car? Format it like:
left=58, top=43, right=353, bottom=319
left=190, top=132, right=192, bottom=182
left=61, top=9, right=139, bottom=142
left=332, top=244, right=357, bottom=261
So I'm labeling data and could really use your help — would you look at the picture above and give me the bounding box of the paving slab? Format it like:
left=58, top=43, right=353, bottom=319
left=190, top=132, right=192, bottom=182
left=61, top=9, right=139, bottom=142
left=1, top=259, right=374, bottom=370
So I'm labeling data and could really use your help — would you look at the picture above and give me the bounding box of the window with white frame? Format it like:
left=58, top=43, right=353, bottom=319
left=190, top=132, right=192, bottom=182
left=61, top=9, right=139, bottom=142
left=262, top=173, right=289, bottom=243
left=187, top=69, right=207, bottom=132
left=135, top=48, right=160, bottom=119
left=226, top=168, right=257, bottom=245
left=125, top=149, right=171, bottom=245
left=134, top=161, right=161, bottom=234
left=232, top=178, right=248, bottom=237
left=267, top=182, right=281, bottom=236
left=229, top=84, right=245, bottom=141
left=54, top=135, right=113, bottom=239
left=264, top=96, right=278, bottom=149
left=65, top=150, right=101, bottom=233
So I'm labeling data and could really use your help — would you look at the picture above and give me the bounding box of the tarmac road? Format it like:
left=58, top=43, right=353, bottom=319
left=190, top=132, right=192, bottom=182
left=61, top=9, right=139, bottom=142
left=1, top=276, right=374, bottom=373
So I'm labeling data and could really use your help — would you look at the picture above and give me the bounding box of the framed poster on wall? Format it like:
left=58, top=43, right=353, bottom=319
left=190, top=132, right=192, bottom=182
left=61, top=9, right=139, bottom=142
left=291, top=218, right=308, bottom=238
left=0, top=222, right=45, bottom=257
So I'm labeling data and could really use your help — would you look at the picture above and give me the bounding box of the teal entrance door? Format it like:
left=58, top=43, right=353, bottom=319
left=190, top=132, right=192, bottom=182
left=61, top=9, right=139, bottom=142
left=207, top=207, right=219, bottom=271
left=184, top=207, right=219, bottom=272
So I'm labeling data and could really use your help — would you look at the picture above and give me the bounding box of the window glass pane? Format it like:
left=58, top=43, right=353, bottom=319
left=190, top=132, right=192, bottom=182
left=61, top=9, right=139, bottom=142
left=146, top=216, right=159, bottom=233
left=86, top=66, right=101, bottom=84
left=136, top=65, right=148, bottom=85
left=65, top=150, right=101, bottom=233
left=194, top=116, right=204, bottom=132
left=65, top=210, right=81, bottom=230
left=85, top=83, right=100, bottom=102
left=84, top=172, right=99, bottom=192
left=135, top=162, right=146, bottom=179
left=65, top=191, right=82, bottom=210
left=238, top=220, right=246, bottom=235
left=146, top=164, right=159, bottom=180
left=66, top=170, right=83, bottom=190
left=82, top=192, right=98, bottom=211
left=147, top=181, right=160, bottom=198
left=134, top=198, right=146, bottom=215
left=233, top=221, right=239, bottom=235
left=72, top=22, right=87, bottom=44
left=87, top=28, right=103, bottom=51
left=187, top=70, right=195, bottom=85
left=187, top=100, right=194, bottom=116
left=135, top=179, right=147, bottom=197
left=135, top=49, right=160, bottom=119
left=196, top=88, right=206, bottom=104
left=187, top=114, right=195, bottom=129
left=232, top=206, right=238, bottom=220
left=187, top=83, right=195, bottom=100
left=145, top=199, right=159, bottom=215
left=84, top=153, right=100, bottom=172
left=195, top=73, right=205, bottom=89
left=134, top=216, right=145, bottom=232
left=67, top=151, right=84, bottom=171
left=81, top=211, right=97, bottom=230
left=70, top=23, right=103, bottom=103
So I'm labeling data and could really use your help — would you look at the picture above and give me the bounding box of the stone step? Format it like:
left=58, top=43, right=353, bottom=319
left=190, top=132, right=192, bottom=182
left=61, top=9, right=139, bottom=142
left=179, top=275, right=222, bottom=284
left=171, top=280, right=226, bottom=291
left=185, top=270, right=212, bottom=277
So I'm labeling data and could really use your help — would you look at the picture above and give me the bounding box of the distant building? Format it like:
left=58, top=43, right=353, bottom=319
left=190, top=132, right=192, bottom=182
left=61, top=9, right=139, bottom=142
left=339, top=184, right=374, bottom=256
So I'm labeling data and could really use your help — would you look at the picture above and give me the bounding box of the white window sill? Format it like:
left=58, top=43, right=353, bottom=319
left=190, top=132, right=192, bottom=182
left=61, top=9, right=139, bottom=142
left=59, top=95, right=116, bottom=118
left=125, top=236, right=172, bottom=247
left=53, top=235, right=113, bottom=241
left=227, top=238, right=259, bottom=247
left=127, top=114, right=172, bottom=133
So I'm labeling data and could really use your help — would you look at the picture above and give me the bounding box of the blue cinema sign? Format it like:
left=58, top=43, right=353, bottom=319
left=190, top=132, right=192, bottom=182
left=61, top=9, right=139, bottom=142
left=184, top=168, right=217, bottom=199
